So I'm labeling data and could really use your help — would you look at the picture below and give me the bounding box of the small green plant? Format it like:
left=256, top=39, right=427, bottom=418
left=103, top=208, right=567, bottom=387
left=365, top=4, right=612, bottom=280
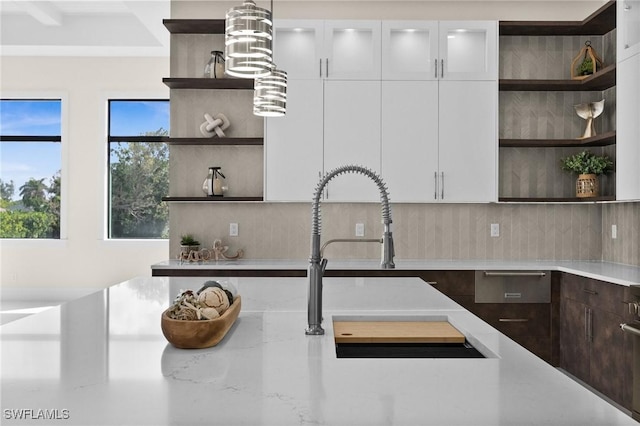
left=561, top=150, right=613, bottom=175
left=578, top=57, right=594, bottom=75
left=180, top=234, right=200, bottom=246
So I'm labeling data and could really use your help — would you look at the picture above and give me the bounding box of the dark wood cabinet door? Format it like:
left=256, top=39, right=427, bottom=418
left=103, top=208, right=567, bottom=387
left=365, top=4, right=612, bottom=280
left=590, top=307, right=629, bottom=407
left=560, top=297, right=590, bottom=382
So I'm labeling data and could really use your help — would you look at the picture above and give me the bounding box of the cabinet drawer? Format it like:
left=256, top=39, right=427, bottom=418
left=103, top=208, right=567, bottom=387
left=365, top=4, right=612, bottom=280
left=470, top=303, right=551, bottom=337
left=561, top=273, right=626, bottom=315
left=475, top=270, right=550, bottom=303
left=419, top=271, right=475, bottom=296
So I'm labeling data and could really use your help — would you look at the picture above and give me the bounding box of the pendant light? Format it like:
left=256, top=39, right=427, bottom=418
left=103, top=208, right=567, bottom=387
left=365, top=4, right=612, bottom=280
left=253, top=67, right=287, bottom=116
left=225, top=0, right=273, bottom=78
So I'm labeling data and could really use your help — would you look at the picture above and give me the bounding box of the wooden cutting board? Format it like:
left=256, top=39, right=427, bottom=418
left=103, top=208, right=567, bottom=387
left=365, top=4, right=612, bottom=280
left=333, top=321, right=465, bottom=344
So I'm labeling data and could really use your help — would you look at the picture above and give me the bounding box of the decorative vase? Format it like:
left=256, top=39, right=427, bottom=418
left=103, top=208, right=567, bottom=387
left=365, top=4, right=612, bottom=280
left=576, top=173, right=599, bottom=198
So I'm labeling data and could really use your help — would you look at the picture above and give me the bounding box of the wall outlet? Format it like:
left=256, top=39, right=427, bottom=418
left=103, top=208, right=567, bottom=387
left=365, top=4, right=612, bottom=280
left=229, top=222, right=239, bottom=237
left=612, top=224, right=617, bottom=239
left=355, top=223, right=365, bottom=237
left=490, top=223, right=500, bottom=237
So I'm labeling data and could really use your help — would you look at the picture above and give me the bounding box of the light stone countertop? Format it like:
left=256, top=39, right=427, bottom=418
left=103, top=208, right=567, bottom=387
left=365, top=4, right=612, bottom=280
left=1, top=276, right=637, bottom=425
left=152, top=259, right=640, bottom=286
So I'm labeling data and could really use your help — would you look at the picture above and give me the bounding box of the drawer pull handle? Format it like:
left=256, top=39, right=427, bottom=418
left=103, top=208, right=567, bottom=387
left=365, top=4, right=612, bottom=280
left=427, top=281, right=438, bottom=286
left=582, top=289, right=598, bottom=295
left=483, top=271, right=546, bottom=277
left=499, top=318, right=529, bottom=322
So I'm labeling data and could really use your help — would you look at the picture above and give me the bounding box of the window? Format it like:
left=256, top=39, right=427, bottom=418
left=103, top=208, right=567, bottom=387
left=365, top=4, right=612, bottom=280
left=108, top=99, right=169, bottom=239
left=0, top=99, right=62, bottom=239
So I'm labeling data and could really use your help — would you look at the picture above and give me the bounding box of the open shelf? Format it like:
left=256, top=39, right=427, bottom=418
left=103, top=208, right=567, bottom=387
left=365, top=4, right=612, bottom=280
left=163, top=78, right=254, bottom=90
left=499, top=1, right=615, bottom=36
left=162, top=196, right=264, bottom=202
left=499, top=64, right=616, bottom=91
left=499, top=131, right=616, bottom=148
left=499, top=196, right=615, bottom=203
left=163, top=19, right=225, bottom=34
left=167, top=137, right=263, bottom=146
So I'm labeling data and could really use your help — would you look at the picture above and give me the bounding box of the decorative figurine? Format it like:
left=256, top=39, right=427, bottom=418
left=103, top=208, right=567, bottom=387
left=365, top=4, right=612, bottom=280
left=574, top=99, right=605, bottom=139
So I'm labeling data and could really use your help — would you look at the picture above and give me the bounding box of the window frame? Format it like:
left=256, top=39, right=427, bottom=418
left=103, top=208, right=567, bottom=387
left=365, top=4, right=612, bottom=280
left=106, top=98, right=170, bottom=240
left=0, top=94, right=68, bottom=242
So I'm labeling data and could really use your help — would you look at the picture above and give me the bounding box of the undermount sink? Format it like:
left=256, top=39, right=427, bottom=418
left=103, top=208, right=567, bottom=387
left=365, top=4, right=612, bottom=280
left=332, top=315, right=488, bottom=359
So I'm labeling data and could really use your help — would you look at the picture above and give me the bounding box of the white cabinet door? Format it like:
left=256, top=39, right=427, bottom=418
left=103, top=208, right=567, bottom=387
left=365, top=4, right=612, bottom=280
left=381, top=81, right=439, bottom=202
left=324, top=21, right=381, bottom=80
left=324, top=80, right=381, bottom=201
left=382, top=21, right=439, bottom=80
left=438, top=21, right=497, bottom=81
left=273, top=20, right=324, bottom=80
left=618, top=0, right=640, bottom=62
left=438, top=81, right=497, bottom=202
left=616, top=53, right=640, bottom=200
left=264, top=80, right=324, bottom=201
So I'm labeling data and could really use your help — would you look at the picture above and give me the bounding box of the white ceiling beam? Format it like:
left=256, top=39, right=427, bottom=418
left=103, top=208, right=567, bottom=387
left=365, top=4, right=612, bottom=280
left=18, top=1, right=63, bottom=26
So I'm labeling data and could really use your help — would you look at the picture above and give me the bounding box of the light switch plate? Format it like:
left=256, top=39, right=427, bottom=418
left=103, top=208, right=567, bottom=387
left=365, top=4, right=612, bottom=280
left=612, top=224, right=617, bottom=239
left=229, top=222, right=239, bottom=237
left=355, top=223, right=365, bottom=237
left=490, top=223, right=500, bottom=237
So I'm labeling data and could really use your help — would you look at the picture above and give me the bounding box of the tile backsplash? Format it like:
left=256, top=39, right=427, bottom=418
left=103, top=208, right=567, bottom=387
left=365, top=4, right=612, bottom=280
left=170, top=202, right=615, bottom=263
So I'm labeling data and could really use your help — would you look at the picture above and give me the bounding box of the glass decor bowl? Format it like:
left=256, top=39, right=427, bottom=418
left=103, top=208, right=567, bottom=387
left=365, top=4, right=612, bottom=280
left=161, top=296, right=241, bottom=349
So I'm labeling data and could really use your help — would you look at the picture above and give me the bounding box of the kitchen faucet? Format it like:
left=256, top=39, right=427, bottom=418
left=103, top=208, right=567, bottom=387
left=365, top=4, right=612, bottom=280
left=306, top=164, right=395, bottom=335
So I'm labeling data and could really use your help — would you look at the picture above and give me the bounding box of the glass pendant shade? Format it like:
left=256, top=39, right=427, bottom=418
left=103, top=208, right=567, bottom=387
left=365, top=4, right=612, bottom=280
left=225, top=0, right=273, bottom=78
left=253, top=68, right=287, bottom=117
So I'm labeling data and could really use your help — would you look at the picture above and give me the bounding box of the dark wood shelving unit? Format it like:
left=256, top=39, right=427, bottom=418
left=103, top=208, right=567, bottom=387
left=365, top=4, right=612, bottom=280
left=499, top=196, right=615, bottom=203
left=499, top=131, right=616, bottom=148
left=167, top=137, right=263, bottom=146
left=499, top=64, right=616, bottom=92
left=499, top=1, right=615, bottom=36
left=163, top=19, right=225, bottom=34
left=163, top=78, right=254, bottom=90
left=162, top=196, right=264, bottom=202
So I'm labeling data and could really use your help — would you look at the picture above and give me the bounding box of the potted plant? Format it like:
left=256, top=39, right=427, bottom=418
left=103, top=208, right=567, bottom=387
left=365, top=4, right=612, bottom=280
left=561, top=150, right=613, bottom=198
left=180, top=234, right=201, bottom=255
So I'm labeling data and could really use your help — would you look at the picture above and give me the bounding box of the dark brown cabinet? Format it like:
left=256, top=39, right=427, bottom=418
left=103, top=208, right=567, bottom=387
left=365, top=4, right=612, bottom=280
left=418, top=270, right=475, bottom=311
left=559, top=273, right=633, bottom=409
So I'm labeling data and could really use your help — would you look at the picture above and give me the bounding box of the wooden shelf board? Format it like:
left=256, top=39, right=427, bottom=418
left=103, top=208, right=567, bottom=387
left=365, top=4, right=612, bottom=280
left=499, top=1, right=615, bottom=36
left=499, top=64, right=616, bottom=91
left=500, top=131, right=616, bottom=148
left=162, top=196, right=263, bottom=202
left=499, top=196, right=615, bottom=203
left=167, top=137, right=263, bottom=146
left=163, top=19, right=225, bottom=34
left=163, top=78, right=254, bottom=90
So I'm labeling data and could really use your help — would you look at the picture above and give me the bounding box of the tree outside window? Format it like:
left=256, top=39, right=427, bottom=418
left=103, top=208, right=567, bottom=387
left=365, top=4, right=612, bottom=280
left=0, top=99, right=62, bottom=239
left=108, top=100, right=169, bottom=239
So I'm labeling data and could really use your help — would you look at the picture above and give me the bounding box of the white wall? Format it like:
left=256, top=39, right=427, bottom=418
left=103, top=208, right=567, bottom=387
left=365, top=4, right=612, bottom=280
left=0, top=56, right=170, bottom=298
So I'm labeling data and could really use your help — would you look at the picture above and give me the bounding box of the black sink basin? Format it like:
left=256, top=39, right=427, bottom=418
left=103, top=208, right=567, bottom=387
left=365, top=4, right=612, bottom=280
left=335, top=341, right=486, bottom=359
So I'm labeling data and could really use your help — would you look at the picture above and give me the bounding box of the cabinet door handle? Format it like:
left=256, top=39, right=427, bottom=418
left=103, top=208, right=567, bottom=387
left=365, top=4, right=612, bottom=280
left=319, top=58, right=323, bottom=77
left=434, top=171, right=438, bottom=199
left=434, top=59, right=438, bottom=79
left=326, top=58, right=329, bottom=77
left=584, top=306, right=589, bottom=342
left=441, top=59, right=444, bottom=78
left=582, top=289, right=598, bottom=295
left=499, top=318, right=529, bottom=322
left=483, top=271, right=547, bottom=277
left=440, top=172, right=445, bottom=199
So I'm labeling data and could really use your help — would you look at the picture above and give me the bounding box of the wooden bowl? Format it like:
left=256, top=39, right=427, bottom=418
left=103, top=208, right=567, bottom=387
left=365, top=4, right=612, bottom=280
left=161, top=295, right=241, bottom=349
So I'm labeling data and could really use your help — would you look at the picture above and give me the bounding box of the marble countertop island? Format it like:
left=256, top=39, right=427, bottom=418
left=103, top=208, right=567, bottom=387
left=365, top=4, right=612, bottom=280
left=1, top=276, right=637, bottom=425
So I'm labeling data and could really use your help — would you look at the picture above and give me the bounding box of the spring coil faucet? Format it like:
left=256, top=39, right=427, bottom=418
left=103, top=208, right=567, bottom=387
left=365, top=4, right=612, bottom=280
left=306, top=165, right=395, bottom=335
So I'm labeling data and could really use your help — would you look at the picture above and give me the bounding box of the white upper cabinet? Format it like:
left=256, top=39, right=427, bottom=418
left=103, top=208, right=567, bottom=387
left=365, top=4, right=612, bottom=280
left=273, top=19, right=381, bottom=80
left=438, top=21, right=497, bottom=80
left=272, top=20, right=324, bottom=80
left=381, top=21, right=439, bottom=80
left=616, top=52, right=640, bottom=201
left=382, top=20, right=497, bottom=80
left=618, top=0, right=640, bottom=61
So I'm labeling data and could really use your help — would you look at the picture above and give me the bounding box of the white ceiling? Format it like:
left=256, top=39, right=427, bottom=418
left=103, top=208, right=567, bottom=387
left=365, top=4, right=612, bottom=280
left=0, top=0, right=170, bottom=56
